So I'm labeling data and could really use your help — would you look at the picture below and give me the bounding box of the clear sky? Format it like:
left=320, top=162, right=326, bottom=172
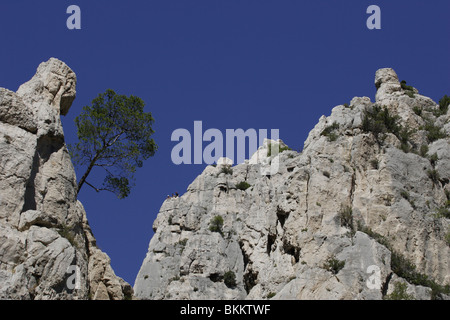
left=0, top=0, right=449, bottom=285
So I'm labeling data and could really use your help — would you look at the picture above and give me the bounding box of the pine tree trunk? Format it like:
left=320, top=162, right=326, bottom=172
left=77, top=152, right=101, bottom=193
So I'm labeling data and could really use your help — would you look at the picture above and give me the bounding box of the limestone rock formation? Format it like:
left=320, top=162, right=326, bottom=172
left=0, top=58, right=132, bottom=300
left=134, top=68, right=449, bottom=300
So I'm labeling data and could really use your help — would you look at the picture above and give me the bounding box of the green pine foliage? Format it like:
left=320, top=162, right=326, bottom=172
left=69, top=89, right=157, bottom=199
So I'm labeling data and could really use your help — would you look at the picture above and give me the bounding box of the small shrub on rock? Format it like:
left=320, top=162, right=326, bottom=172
left=223, top=270, right=237, bottom=288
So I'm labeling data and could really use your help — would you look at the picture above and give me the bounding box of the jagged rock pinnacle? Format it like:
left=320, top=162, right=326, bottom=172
left=134, top=68, right=450, bottom=300
left=0, top=59, right=132, bottom=300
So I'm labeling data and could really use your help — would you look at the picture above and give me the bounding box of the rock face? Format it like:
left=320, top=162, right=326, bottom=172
left=135, top=68, right=449, bottom=300
left=0, top=58, right=132, bottom=299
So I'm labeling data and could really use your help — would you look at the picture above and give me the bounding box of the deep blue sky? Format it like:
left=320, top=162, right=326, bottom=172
left=0, top=1, right=449, bottom=285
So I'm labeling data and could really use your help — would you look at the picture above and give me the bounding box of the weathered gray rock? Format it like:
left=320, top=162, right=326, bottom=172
left=17, top=58, right=76, bottom=117
left=0, top=58, right=132, bottom=300
left=135, top=68, right=449, bottom=300
left=0, top=88, right=37, bottom=133
left=375, top=68, right=402, bottom=103
left=0, top=121, right=37, bottom=227
left=429, top=139, right=450, bottom=182
left=17, top=58, right=76, bottom=140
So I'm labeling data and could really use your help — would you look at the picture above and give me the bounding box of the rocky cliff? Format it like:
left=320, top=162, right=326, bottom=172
left=0, top=58, right=132, bottom=299
left=134, top=68, right=449, bottom=300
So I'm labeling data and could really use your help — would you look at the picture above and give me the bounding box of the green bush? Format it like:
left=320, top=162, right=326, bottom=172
left=412, top=106, right=422, bottom=116
left=236, top=181, right=251, bottom=191
left=434, top=206, right=450, bottom=219
left=400, top=190, right=416, bottom=209
left=323, top=256, right=345, bottom=275
left=391, top=249, right=449, bottom=299
left=400, top=80, right=414, bottom=91
left=220, top=165, right=233, bottom=175
left=400, top=190, right=410, bottom=201
left=321, top=122, right=340, bottom=142
left=434, top=95, right=450, bottom=117
left=400, top=80, right=415, bottom=98
left=427, top=169, right=440, bottom=184
left=384, top=282, right=415, bottom=300
left=357, top=222, right=450, bottom=299
left=445, top=232, right=450, bottom=247
left=400, top=142, right=410, bottom=153
left=362, top=105, right=407, bottom=144
left=267, top=142, right=292, bottom=157
left=356, top=222, right=390, bottom=250
left=209, top=215, right=224, bottom=235
left=267, top=292, right=276, bottom=299
left=419, top=145, right=429, bottom=157
left=428, top=153, right=438, bottom=167
left=339, top=206, right=353, bottom=231
left=223, top=270, right=237, bottom=288
left=359, top=223, right=415, bottom=278
left=439, top=95, right=450, bottom=109
left=370, top=158, right=379, bottom=170
left=178, top=238, right=188, bottom=247
left=404, top=91, right=415, bottom=98
left=169, top=275, right=180, bottom=283
left=398, top=127, right=413, bottom=151
left=328, top=132, right=338, bottom=142
left=391, top=251, right=419, bottom=282
left=423, top=121, right=447, bottom=143
left=58, top=225, right=78, bottom=248
left=279, top=145, right=292, bottom=153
